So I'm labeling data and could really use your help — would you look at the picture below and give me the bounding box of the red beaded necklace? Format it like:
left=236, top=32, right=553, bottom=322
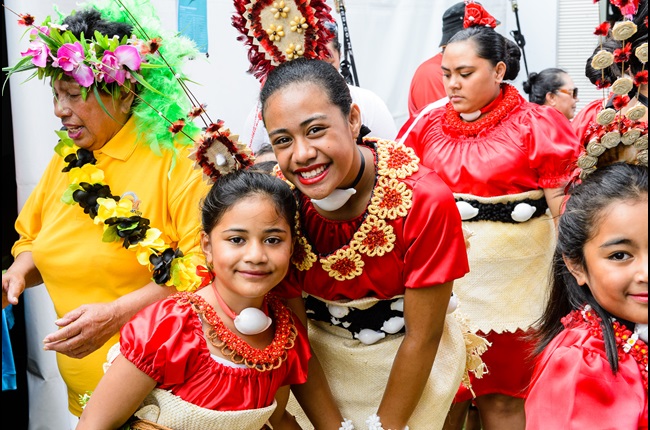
left=444, top=84, right=522, bottom=137
left=563, top=306, right=648, bottom=390
left=175, top=291, right=298, bottom=372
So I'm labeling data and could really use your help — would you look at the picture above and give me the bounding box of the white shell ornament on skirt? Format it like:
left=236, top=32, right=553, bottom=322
left=456, top=201, right=479, bottom=220
left=234, top=307, right=273, bottom=335
left=327, top=303, right=350, bottom=319
left=354, top=329, right=386, bottom=345
left=381, top=316, right=405, bottom=334
left=446, top=292, right=459, bottom=314
left=510, top=202, right=536, bottom=222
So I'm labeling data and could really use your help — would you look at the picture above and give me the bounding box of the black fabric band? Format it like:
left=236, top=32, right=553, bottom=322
left=304, top=295, right=405, bottom=338
left=456, top=196, right=549, bottom=223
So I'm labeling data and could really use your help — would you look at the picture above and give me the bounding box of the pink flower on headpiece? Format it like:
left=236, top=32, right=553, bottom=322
left=21, top=40, right=51, bottom=68
left=29, top=26, right=50, bottom=39
left=463, top=2, right=498, bottom=29
left=98, top=45, right=142, bottom=85
left=610, top=0, right=639, bottom=18
left=55, top=42, right=94, bottom=87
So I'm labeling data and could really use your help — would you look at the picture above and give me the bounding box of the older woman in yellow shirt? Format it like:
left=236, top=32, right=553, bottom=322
left=2, top=2, right=209, bottom=419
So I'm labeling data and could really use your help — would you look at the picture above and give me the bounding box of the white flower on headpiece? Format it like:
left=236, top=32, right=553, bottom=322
left=611, top=76, right=634, bottom=95
left=591, top=50, right=615, bottom=70
left=611, top=20, right=637, bottom=41
left=626, top=105, right=648, bottom=122
left=50, top=23, right=69, bottom=31
left=596, top=108, right=617, bottom=125
left=577, top=154, right=598, bottom=169
left=622, top=128, right=642, bottom=145
left=266, top=24, right=285, bottom=42
left=290, top=16, right=308, bottom=33
left=285, top=43, right=304, bottom=60
left=601, top=131, right=621, bottom=149
left=635, top=42, right=648, bottom=63
left=637, top=150, right=648, bottom=165
left=271, top=1, right=290, bottom=19
left=586, top=140, right=607, bottom=156
left=634, top=134, right=648, bottom=150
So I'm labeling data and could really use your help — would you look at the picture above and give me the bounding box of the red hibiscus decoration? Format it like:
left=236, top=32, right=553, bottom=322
left=635, top=70, right=648, bottom=86
left=614, top=42, right=632, bottom=63
left=594, top=22, right=610, bottom=36
left=612, top=95, right=631, bottom=110
left=595, top=79, right=612, bottom=90
left=463, top=3, right=498, bottom=29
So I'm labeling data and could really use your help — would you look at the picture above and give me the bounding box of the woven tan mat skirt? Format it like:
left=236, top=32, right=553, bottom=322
left=454, top=191, right=556, bottom=334
left=288, top=297, right=468, bottom=429
left=133, top=388, right=276, bottom=430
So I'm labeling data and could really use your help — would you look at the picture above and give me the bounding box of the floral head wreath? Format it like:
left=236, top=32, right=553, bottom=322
left=5, top=0, right=254, bottom=292
left=576, top=0, right=648, bottom=179
left=463, top=1, right=498, bottom=29
left=231, top=0, right=335, bottom=82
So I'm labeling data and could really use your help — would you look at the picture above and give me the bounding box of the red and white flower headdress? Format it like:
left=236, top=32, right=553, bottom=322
left=232, top=0, right=335, bottom=82
left=576, top=0, right=648, bottom=179
left=462, top=1, right=498, bottom=29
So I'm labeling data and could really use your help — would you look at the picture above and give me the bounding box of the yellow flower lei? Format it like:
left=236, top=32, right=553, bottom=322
left=278, top=138, right=419, bottom=281
left=56, top=130, right=202, bottom=292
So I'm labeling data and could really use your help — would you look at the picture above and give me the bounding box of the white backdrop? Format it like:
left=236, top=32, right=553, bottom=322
left=4, top=1, right=595, bottom=428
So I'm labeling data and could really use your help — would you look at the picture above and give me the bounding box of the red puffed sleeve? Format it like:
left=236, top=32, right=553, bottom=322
left=520, top=105, right=581, bottom=189
left=403, top=169, right=469, bottom=288
left=120, top=297, right=204, bottom=385
left=572, top=98, right=605, bottom=142
left=525, top=328, right=648, bottom=430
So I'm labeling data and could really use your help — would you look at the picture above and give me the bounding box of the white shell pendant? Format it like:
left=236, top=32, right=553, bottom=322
left=354, top=329, right=386, bottom=345
left=456, top=201, right=479, bottom=220
left=511, top=203, right=536, bottom=222
left=381, top=316, right=405, bottom=334
left=234, top=307, right=272, bottom=335
left=311, top=188, right=357, bottom=212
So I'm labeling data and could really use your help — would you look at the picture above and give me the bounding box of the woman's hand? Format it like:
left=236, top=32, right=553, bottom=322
left=2, top=271, right=25, bottom=309
left=2, top=252, right=42, bottom=309
left=43, top=302, right=121, bottom=359
left=43, top=281, right=174, bottom=359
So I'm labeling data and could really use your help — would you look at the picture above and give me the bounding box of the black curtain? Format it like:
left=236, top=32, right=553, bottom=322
left=2, top=4, right=29, bottom=428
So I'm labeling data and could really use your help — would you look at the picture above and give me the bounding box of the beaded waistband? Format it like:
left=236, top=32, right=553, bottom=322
left=455, top=196, right=549, bottom=223
left=304, top=295, right=405, bottom=344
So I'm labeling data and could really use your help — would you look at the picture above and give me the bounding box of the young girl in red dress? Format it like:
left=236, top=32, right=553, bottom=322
left=525, top=162, right=648, bottom=429
left=77, top=169, right=310, bottom=430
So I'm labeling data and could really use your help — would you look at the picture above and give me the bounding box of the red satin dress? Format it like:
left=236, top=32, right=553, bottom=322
left=277, top=161, right=469, bottom=300
left=397, top=85, right=581, bottom=401
left=525, top=319, right=648, bottom=430
left=120, top=292, right=310, bottom=411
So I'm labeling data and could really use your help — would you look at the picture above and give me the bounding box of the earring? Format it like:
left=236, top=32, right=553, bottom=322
left=197, top=263, right=215, bottom=288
